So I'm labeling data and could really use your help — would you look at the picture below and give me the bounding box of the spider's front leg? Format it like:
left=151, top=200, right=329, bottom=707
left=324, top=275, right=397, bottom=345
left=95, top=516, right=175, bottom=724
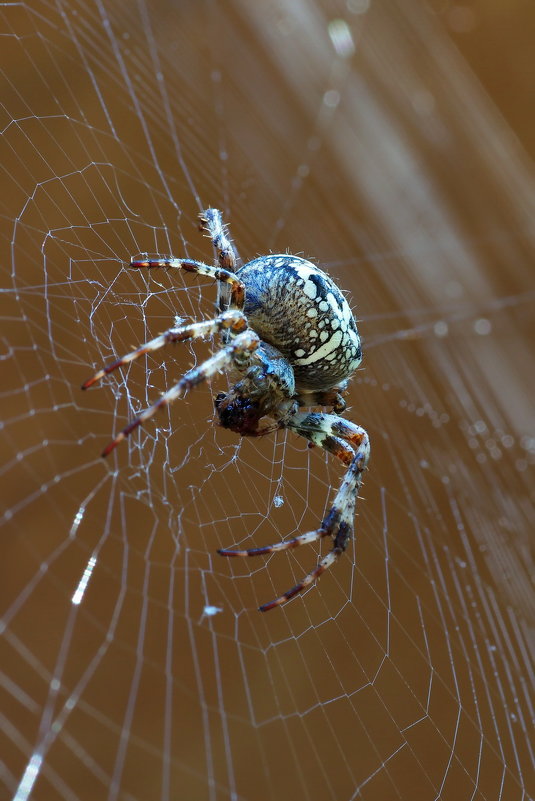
left=219, top=412, right=370, bottom=611
left=130, top=255, right=245, bottom=310
left=198, top=207, right=241, bottom=271
left=81, top=310, right=247, bottom=390
left=131, top=208, right=243, bottom=309
left=83, top=316, right=259, bottom=457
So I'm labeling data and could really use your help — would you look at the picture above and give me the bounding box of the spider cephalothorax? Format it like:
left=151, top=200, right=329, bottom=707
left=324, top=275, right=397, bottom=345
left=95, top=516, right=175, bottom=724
left=214, top=340, right=297, bottom=436
left=82, top=208, right=370, bottom=611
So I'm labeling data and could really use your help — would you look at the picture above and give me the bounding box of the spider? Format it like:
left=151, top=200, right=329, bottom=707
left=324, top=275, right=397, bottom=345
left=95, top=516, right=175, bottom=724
left=82, top=209, right=370, bottom=611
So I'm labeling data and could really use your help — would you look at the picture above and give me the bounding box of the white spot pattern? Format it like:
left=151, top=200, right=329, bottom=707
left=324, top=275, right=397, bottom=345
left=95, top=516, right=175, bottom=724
left=294, top=329, right=343, bottom=365
left=303, top=280, right=317, bottom=299
left=238, top=253, right=361, bottom=390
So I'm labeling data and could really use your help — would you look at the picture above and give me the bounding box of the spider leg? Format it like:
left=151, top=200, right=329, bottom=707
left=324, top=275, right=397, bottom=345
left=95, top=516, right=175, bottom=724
left=198, top=208, right=241, bottom=271
left=219, top=412, right=369, bottom=611
left=218, top=528, right=332, bottom=557
left=287, top=412, right=368, bottom=466
left=130, top=257, right=245, bottom=309
left=100, top=329, right=260, bottom=457
left=81, top=309, right=247, bottom=389
left=296, top=385, right=349, bottom=414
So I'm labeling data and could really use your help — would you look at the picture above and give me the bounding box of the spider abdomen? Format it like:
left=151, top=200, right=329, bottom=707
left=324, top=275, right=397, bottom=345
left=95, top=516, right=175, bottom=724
left=238, top=255, right=362, bottom=391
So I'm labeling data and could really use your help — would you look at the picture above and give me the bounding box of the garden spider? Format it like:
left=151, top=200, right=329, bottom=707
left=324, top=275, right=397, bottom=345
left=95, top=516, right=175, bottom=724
left=82, top=209, right=370, bottom=611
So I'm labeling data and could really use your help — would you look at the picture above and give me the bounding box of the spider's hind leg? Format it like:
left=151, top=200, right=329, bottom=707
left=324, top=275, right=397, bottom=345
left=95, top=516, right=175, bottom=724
left=219, top=411, right=370, bottom=611
left=287, top=412, right=368, bottom=466
left=296, top=382, right=350, bottom=414
left=263, top=448, right=366, bottom=611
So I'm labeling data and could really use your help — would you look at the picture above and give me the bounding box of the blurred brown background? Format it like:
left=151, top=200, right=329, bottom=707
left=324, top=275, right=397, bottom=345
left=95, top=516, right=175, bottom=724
left=1, top=1, right=533, bottom=800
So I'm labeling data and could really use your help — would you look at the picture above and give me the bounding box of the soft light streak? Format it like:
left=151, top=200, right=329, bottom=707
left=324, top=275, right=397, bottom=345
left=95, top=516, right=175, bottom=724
left=14, top=753, right=43, bottom=801
left=72, top=555, right=97, bottom=605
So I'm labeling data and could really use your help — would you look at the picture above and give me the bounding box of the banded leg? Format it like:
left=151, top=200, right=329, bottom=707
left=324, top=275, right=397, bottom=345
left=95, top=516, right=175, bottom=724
left=219, top=413, right=370, bottom=611
left=287, top=412, right=368, bottom=464
left=130, top=256, right=245, bottom=309
left=81, top=310, right=247, bottom=390
left=100, top=329, right=260, bottom=457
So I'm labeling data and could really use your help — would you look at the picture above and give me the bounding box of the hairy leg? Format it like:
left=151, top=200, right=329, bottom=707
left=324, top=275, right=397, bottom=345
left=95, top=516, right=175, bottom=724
left=198, top=207, right=241, bottom=271
left=130, top=255, right=245, bottom=309
left=219, top=412, right=370, bottom=611
left=82, top=309, right=247, bottom=390
left=100, top=328, right=260, bottom=457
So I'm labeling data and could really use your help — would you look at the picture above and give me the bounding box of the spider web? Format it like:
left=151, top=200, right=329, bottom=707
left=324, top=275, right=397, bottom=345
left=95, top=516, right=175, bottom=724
left=1, top=1, right=534, bottom=800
